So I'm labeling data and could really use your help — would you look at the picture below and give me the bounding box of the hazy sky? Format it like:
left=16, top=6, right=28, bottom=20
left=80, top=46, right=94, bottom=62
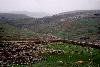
left=0, top=0, right=100, bottom=14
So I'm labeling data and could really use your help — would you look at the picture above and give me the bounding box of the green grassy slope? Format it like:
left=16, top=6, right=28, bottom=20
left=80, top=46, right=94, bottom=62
left=0, top=21, right=39, bottom=40
left=40, top=18, right=100, bottom=40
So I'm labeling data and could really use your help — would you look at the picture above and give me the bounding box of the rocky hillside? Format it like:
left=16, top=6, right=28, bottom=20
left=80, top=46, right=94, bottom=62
left=0, top=10, right=100, bottom=41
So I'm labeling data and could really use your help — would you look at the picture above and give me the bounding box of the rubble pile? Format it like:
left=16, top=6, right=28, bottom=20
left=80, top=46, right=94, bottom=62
left=0, top=41, right=45, bottom=66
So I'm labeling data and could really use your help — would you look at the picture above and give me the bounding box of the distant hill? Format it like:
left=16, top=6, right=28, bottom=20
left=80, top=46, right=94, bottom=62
left=0, top=13, right=31, bottom=20
left=11, top=11, right=51, bottom=18
left=0, top=10, right=100, bottom=41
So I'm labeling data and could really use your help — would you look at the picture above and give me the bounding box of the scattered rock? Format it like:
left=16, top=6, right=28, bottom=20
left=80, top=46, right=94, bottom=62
left=75, top=60, right=85, bottom=64
left=0, top=41, right=45, bottom=66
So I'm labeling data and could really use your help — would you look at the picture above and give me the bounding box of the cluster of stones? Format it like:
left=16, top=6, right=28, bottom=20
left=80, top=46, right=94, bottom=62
left=0, top=41, right=45, bottom=66
left=46, top=49, right=64, bottom=55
